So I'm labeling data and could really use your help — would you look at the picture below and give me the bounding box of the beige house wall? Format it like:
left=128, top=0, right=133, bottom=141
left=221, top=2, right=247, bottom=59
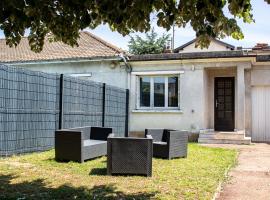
left=249, top=64, right=270, bottom=139
left=9, top=60, right=129, bottom=89
left=251, top=66, right=270, bottom=86
left=129, top=63, right=206, bottom=133
left=129, top=58, right=254, bottom=135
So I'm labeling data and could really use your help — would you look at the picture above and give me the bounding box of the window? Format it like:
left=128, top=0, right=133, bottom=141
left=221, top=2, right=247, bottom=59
left=138, top=75, right=179, bottom=109
left=140, top=77, right=150, bottom=107
left=168, top=77, right=178, bottom=107
left=154, top=77, right=165, bottom=107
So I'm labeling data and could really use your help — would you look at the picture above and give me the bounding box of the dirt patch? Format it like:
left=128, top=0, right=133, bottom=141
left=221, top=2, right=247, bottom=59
left=202, top=143, right=270, bottom=200
left=0, top=161, right=35, bottom=168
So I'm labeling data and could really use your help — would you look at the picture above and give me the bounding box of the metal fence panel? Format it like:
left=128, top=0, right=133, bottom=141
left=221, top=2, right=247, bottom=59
left=62, top=76, right=103, bottom=129
left=0, top=65, right=129, bottom=156
left=0, top=65, right=59, bottom=156
left=104, top=85, right=127, bottom=137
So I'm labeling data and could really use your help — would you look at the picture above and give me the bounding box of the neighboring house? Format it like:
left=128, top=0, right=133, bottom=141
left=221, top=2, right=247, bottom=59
left=128, top=39, right=270, bottom=143
left=0, top=31, right=130, bottom=89
left=174, top=38, right=235, bottom=53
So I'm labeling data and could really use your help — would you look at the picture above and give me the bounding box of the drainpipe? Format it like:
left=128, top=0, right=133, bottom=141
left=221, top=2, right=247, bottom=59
left=117, top=53, right=132, bottom=136
left=118, top=53, right=132, bottom=92
left=118, top=53, right=132, bottom=73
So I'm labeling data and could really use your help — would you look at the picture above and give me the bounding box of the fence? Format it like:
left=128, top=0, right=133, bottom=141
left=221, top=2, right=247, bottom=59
left=0, top=64, right=129, bottom=156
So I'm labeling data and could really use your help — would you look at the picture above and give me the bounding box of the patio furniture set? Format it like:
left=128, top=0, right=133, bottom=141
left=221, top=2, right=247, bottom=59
left=55, top=127, right=188, bottom=177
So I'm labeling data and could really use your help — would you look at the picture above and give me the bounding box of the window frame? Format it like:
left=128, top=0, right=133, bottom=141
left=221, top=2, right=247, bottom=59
left=136, top=73, right=181, bottom=110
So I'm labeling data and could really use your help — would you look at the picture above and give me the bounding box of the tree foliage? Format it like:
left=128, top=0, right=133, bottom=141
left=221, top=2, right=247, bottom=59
left=128, top=29, right=170, bottom=55
left=0, top=0, right=268, bottom=52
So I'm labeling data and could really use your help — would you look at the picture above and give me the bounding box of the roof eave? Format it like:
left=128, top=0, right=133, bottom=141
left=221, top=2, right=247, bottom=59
left=129, top=51, right=256, bottom=62
left=0, top=55, right=121, bottom=65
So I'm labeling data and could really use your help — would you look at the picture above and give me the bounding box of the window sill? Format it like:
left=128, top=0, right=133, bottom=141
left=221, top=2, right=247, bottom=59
left=132, top=109, right=183, bottom=114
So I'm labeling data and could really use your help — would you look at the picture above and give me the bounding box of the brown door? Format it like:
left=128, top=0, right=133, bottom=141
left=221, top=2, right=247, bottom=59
left=214, top=77, right=235, bottom=131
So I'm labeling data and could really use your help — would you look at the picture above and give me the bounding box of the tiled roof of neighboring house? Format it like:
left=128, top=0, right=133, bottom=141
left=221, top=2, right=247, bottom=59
left=129, top=51, right=256, bottom=61
left=173, top=38, right=235, bottom=53
left=0, top=31, right=123, bottom=63
left=252, top=43, right=270, bottom=51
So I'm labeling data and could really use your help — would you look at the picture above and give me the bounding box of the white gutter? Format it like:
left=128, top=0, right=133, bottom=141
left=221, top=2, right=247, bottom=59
left=4, top=57, right=122, bottom=65
left=4, top=54, right=134, bottom=73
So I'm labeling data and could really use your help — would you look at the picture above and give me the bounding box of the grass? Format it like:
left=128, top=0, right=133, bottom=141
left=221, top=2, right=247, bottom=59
left=0, top=144, right=237, bottom=200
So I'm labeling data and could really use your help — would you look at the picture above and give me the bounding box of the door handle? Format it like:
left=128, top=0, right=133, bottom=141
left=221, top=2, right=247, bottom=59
left=215, top=100, right=219, bottom=108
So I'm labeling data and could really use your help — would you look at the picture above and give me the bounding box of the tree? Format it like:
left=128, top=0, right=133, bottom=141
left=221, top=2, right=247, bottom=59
left=0, top=0, right=267, bottom=52
left=128, top=29, right=170, bottom=55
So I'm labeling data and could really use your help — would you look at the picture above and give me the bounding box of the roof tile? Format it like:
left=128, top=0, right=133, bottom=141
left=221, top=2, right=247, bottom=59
left=0, top=31, right=123, bottom=63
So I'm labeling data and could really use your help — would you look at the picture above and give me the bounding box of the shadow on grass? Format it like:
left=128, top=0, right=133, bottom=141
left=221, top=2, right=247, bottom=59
left=89, top=167, right=107, bottom=176
left=47, top=156, right=106, bottom=163
left=0, top=174, right=157, bottom=200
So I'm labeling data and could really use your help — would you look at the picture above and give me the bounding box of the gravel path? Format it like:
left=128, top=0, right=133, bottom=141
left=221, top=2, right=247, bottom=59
left=202, top=143, right=270, bottom=200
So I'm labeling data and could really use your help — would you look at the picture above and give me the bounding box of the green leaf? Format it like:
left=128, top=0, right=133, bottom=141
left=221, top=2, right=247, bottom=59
left=0, top=0, right=260, bottom=52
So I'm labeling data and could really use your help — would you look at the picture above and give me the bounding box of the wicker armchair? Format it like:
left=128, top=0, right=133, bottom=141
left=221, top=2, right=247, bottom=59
left=107, top=134, right=153, bottom=177
left=145, top=129, right=188, bottom=159
left=55, top=126, right=112, bottom=163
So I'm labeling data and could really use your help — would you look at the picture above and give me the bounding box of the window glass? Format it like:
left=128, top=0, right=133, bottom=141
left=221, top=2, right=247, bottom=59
left=140, top=77, right=150, bottom=107
left=154, top=77, right=165, bottom=107
left=168, top=76, right=178, bottom=107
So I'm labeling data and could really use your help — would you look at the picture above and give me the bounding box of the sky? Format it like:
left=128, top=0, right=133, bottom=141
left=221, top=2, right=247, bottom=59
left=0, top=0, right=269, bottom=51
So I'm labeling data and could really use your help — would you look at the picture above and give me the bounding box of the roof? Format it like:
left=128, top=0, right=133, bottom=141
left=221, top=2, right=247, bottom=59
left=129, top=51, right=256, bottom=61
left=174, top=38, right=235, bottom=53
left=0, top=31, right=123, bottom=63
left=256, top=55, right=270, bottom=62
left=252, top=43, right=270, bottom=51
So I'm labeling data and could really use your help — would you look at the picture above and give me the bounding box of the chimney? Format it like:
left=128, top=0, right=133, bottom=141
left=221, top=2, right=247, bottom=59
left=163, top=40, right=172, bottom=53
left=252, top=43, right=269, bottom=50
left=236, top=46, right=243, bottom=50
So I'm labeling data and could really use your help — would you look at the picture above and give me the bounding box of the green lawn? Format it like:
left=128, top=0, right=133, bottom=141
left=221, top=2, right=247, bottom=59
left=0, top=144, right=237, bottom=200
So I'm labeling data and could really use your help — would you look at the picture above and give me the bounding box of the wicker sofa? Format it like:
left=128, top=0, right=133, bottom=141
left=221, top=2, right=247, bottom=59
left=145, top=129, right=188, bottom=159
left=55, top=126, right=112, bottom=163
left=107, top=134, right=153, bottom=177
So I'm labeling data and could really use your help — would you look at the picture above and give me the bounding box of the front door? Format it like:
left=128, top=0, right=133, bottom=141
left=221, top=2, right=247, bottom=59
left=214, top=77, right=235, bottom=131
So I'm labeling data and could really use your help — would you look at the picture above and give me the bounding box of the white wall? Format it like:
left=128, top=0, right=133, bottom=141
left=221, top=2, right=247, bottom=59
left=251, top=68, right=270, bottom=86
left=128, top=59, right=255, bottom=135
left=250, top=65, right=270, bottom=141
left=129, top=62, right=206, bottom=133
left=251, top=86, right=270, bottom=142
left=10, top=60, right=129, bottom=89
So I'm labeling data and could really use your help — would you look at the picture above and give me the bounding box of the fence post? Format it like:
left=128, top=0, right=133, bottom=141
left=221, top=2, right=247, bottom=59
left=125, top=89, right=129, bottom=137
left=58, top=74, right=64, bottom=129
left=102, top=83, right=106, bottom=127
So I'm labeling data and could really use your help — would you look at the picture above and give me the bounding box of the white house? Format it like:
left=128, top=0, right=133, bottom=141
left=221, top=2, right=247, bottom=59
left=128, top=39, right=270, bottom=144
left=2, top=34, right=270, bottom=144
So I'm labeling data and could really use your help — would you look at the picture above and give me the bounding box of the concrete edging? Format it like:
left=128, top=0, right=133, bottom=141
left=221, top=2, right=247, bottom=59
left=212, top=152, right=239, bottom=200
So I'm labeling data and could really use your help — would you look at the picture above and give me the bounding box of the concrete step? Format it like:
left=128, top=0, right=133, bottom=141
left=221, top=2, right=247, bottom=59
left=198, top=137, right=251, bottom=145
left=199, top=133, right=245, bottom=140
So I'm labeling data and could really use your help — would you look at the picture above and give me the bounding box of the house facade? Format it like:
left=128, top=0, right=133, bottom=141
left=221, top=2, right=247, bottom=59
left=1, top=33, right=270, bottom=143
left=128, top=40, right=270, bottom=143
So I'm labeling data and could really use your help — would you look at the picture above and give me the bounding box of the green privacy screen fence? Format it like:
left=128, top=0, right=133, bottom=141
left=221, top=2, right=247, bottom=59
left=0, top=64, right=129, bottom=156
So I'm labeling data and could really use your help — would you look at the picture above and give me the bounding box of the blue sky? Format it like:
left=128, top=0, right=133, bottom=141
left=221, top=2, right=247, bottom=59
left=1, top=0, right=269, bottom=50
